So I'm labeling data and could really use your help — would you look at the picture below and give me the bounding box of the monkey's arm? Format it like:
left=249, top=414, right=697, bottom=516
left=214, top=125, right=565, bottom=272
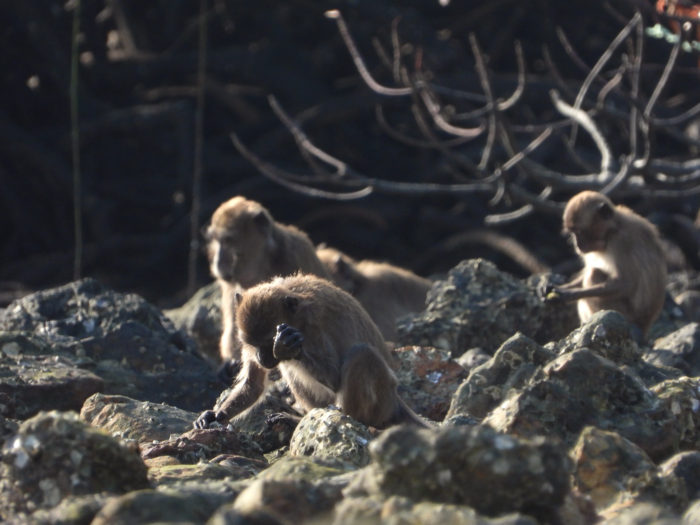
left=194, top=359, right=267, bottom=429
left=552, top=279, right=628, bottom=302
left=557, top=273, right=585, bottom=290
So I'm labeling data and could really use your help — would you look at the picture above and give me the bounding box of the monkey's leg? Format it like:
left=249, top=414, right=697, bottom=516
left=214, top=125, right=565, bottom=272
left=194, top=358, right=267, bottom=429
left=338, top=344, right=402, bottom=429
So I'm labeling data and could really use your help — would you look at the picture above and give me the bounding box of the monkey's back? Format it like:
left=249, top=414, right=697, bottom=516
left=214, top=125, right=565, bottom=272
left=583, top=208, right=667, bottom=333
left=273, top=225, right=332, bottom=281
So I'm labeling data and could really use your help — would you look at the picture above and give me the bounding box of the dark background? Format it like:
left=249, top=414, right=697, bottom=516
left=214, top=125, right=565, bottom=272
left=1, top=0, right=697, bottom=306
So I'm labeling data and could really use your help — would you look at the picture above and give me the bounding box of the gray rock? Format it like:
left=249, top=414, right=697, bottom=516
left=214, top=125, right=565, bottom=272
left=141, top=427, right=266, bottom=464
left=392, top=346, right=467, bottom=422
left=346, top=424, right=570, bottom=517
left=217, top=382, right=302, bottom=454
left=0, top=278, right=222, bottom=412
left=80, top=393, right=197, bottom=444
left=90, top=489, right=231, bottom=525
left=333, top=496, right=541, bottom=525
left=0, top=411, right=149, bottom=520
left=164, top=281, right=224, bottom=366
left=289, top=407, right=372, bottom=468
left=3, top=493, right=114, bottom=525
left=0, top=352, right=103, bottom=419
left=447, top=333, right=554, bottom=420
left=661, top=452, right=700, bottom=502
left=483, top=348, right=678, bottom=461
left=649, top=324, right=700, bottom=377
left=572, top=426, right=686, bottom=513
left=396, top=260, right=548, bottom=357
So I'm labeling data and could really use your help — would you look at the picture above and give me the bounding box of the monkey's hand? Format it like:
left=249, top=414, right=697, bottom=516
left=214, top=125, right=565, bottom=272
left=536, top=280, right=562, bottom=302
left=193, top=410, right=229, bottom=430
left=273, top=324, right=303, bottom=361
left=216, top=359, right=242, bottom=386
left=266, top=412, right=301, bottom=430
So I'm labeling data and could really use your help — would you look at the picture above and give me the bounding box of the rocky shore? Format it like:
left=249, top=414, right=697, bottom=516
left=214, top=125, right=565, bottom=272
left=1, top=259, right=699, bottom=524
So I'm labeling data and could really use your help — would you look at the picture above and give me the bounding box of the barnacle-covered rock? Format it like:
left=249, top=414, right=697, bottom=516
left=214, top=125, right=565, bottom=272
left=548, top=311, right=642, bottom=366
left=3, top=493, right=114, bottom=525
left=164, top=281, right=224, bottom=366
left=601, top=502, right=680, bottom=525
left=141, top=427, right=265, bottom=464
left=571, top=427, right=684, bottom=512
left=333, top=495, right=541, bottom=525
left=483, top=349, right=678, bottom=461
left=289, top=407, right=372, bottom=468
left=396, top=260, right=547, bottom=357
left=392, top=346, right=467, bottom=421
left=652, top=378, right=700, bottom=453
left=346, top=424, right=570, bottom=517
left=0, top=411, right=149, bottom=520
left=649, top=324, right=700, bottom=378
left=660, top=452, right=700, bottom=502
left=80, top=393, right=196, bottom=444
left=90, top=488, right=232, bottom=525
left=447, top=333, right=554, bottom=419
left=216, top=382, right=302, bottom=453
left=148, top=456, right=267, bottom=487
left=229, top=476, right=343, bottom=525
left=0, top=352, right=103, bottom=419
left=0, top=278, right=221, bottom=412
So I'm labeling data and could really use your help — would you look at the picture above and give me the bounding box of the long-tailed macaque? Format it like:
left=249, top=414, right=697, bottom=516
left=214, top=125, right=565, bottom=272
left=204, top=197, right=331, bottom=378
left=316, top=247, right=431, bottom=341
left=544, top=191, right=667, bottom=335
left=193, top=274, right=429, bottom=430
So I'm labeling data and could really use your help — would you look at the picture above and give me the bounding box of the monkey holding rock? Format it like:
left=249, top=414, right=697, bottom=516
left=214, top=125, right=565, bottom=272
left=316, top=246, right=431, bottom=341
left=193, top=273, right=429, bottom=430
left=542, top=191, right=667, bottom=335
left=204, top=196, right=332, bottom=378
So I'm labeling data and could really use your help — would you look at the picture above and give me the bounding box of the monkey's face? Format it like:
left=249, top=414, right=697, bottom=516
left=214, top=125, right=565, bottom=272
left=563, top=192, right=615, bottom=254
left=236, top=289, right=300, bottom=369
left=205, top=202, right=275, bottom=287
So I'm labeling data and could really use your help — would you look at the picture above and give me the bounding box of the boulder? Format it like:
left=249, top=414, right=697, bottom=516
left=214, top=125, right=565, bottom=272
left=0, top=411, right=149, bottom=520
left=0, top=278, right=222, bottom=412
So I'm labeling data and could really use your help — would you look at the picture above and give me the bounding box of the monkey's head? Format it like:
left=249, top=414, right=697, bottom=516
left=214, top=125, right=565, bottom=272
left=563, top=191, right=617, bottom=254
left=235, top=281, right=303, bottom=369
left=316, top=247, right=361, bottom=294
left=204, top=196, right=277, bottom=288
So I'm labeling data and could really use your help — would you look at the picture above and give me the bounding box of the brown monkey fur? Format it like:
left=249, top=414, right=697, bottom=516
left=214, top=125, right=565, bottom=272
left=549, top=191, right=667, bottom=335
left=316, top=246, right=432, bottom=341
left=193, top=273, right=429, bottom=430
left=205, top=196, right=331, bottom=365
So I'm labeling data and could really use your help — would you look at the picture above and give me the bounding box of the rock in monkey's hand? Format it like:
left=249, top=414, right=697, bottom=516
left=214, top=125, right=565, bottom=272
left=193, top=410, right=228, bottom=430
left=273, top=323, right=303, bottom=361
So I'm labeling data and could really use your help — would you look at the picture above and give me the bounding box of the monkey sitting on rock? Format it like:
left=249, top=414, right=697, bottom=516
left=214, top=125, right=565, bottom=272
left=204, top=196, right=332, bottom=381
left=194, top=273, right=429, bottom=430
left=542, top=191, right=667, bottom=336
left=316, top=246, right=431, bottom=341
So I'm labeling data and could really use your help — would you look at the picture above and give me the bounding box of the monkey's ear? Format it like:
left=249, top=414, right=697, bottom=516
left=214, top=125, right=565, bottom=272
left=200, top=223, right=211, bottom=240
left=336, top=256, right=353, bottom=281
left=234, top=293, right=243, bottom=307
left=283, top=296, right=299, bottom=313
left=253, top=210, right=272, bottom=231
left=597, top=202, right=614, bottom=220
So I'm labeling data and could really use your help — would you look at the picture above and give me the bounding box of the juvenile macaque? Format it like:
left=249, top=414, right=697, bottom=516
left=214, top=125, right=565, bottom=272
left=194, top=273, right=429, bottom=430
left=316, top=246, right=431, bottom=341
left=204, top=197, right=331, bottom=377
left=543, top=191, right=667, bottom=335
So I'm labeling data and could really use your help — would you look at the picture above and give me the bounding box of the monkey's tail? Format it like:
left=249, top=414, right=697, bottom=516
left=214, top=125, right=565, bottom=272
left=415, top=229, right=550, bottom=275
left=397, top=398, right=434, bottom=428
